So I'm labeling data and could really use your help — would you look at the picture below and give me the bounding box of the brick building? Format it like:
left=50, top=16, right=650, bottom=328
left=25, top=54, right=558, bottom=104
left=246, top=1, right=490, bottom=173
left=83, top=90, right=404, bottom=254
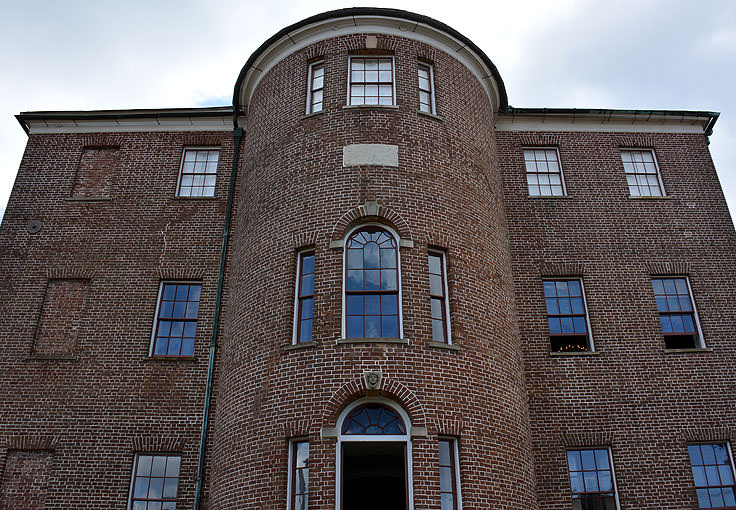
left=1, top=7, right=734, bottom=510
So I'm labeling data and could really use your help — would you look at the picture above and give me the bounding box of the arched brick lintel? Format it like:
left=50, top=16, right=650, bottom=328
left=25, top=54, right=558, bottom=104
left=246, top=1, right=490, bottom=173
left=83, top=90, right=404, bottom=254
left=331, top=202, right=412, bottom=242
left=320, top=376, right=426, bottom=429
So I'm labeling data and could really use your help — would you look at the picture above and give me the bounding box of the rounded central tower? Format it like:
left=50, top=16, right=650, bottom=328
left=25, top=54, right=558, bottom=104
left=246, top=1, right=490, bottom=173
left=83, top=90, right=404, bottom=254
left=211, top=8, right=536, bottom=509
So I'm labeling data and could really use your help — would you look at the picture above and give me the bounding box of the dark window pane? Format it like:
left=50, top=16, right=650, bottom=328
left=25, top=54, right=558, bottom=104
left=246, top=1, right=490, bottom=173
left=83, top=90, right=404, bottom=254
left=364, top=270, right=380, bottom=290
left=301, top=254, right=314, bottom=275
left=365, top=316, right=380, bottom=337
left=714, top=444, right=730, bottom=464
left=382, top=316, right=399, bottom=338
left=365, top=295, right=380, bottom=315
left=348, top=249, right=363, bottom=269
left=163, top=478, right=178, bottom=498
left=696, top=488, right=711, bottom=508
left=689, top=445, right=704, bottom=466
left=301, top=274, right=314, bottom=296
left=546, top=298, right=559, bottom=314
left=301, top=298, right=313, bottom=320
left=347, top=317, right=363, bottom=338
left=581, top=450, right=596, bottom=470
left=381, top=294, right=397, bottom=315
left=299, top=319, right=312, bottom=343
left=347, top=270, right=363, bottom=290
left=347, top=295, right=363, bottom=315
left=381, top=269, right=397, bottom=291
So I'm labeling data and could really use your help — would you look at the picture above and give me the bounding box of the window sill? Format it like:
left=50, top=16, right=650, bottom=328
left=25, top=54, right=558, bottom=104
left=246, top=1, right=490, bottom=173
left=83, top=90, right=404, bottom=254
left=66, top=196, right=112, bottom=202
left=171, top=196, right=218, bottom=201
left=549, top=351, right=600, bottom=357
left=629, top=195, right=672, bottom=200
left=342, top=104, right=399, bottom=111
left=664, top=347, right=713, bottom=354
left=428, top=341, right=460, bottom=351
left=145, top=355, right=197, bottom=362
left=301, top=110, right=325, bottom=120
left=417, top=109, right=443, bottom=121
left=338, top=337, right=409, bottom=345
left=284, top=341, right=318, bottom=351
left=24, top=354, right=78, bottom=361
left=527, top=195, right=573, bottom=199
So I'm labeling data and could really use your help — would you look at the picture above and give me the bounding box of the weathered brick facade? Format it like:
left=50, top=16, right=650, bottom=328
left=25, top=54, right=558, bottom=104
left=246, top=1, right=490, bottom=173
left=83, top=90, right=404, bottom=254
left=0, top=7, right=732, bottom=510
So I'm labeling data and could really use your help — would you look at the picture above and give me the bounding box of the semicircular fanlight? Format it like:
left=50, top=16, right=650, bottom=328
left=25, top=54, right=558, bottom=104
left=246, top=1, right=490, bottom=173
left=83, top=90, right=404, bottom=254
left=341, top=404, right=406, bottom=435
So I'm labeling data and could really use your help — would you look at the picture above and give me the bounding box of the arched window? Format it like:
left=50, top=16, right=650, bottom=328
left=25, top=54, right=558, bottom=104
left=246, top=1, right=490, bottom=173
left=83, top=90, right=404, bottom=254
left=344, top=226, right=401, bottom=338
left=337, top=399, right=413, bottom=509
left=342, top=404, right=406, bottom=435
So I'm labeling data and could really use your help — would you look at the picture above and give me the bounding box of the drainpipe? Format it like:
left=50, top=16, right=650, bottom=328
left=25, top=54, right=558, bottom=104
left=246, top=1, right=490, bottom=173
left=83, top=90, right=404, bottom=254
left=193, top=123, right=244, bottom=510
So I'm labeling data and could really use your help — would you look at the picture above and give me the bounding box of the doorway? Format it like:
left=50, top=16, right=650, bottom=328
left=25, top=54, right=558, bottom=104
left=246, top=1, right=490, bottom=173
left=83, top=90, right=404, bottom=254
left=342, top=442, right=407, bottom=510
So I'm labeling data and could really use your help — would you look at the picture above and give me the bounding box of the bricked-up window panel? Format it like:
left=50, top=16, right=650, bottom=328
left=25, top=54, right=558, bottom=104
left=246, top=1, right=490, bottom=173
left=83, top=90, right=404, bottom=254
left=621, top=149, right=664, bottom=197
left=0, top=451, right=52, bottom=510
left=345, top=227, right=399, bottom=338
left=307, top=62, right=324, bottom=114
left=295, top=251, right=315, bottom=343
left=290, top=441, right=309, bottom=510
left=544, top=279, right=591, bottom=352
left=439, top=439, right=459, bottom=510
left=566, top=449, right=618, bottom=510
left=349, top=57, right=394, bottom=106
left=177, top=149, right=218, bottom=197
left=429, top=251, right=450, bottom=343
left=689, top=443, right=736, bottom=509
left=524, top=148, right=565, bottom=196
left=129, top=454, right=181, bottom=510
left=652, top=277, right=702, bottom=349
left=34, top=279, right=89, bottom=355
left=73, top=146, right=119, bottom=197
left=152, top=283, right=201, bottom=357
left=418, top=63, right=435, bottom=114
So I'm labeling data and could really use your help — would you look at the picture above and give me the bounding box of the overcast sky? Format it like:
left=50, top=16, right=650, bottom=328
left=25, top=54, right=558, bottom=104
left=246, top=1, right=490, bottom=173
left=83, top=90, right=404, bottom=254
left=1, top=0, right=734, bottom=221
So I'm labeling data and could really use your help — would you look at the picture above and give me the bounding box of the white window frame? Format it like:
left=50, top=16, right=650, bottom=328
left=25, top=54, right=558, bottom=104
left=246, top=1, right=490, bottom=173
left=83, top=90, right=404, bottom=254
left=336, top=397, right=414, bottom=510
left=149, top=280, right=200, bottom=357
left=176, top=147, right=219, bottom=198
left=428, top=249, right=452, bottom=344
left=522, top=147, right=567, bottom=197
left=346, top=56, right=396, bottom=106
left=620, top=148, right=666, bottom=197
left=418, top=62, right=436, bottom=114
left=292, top=249, right=315, bottom=345
left=286, top=438, right=309, bottom=510
left=653, top=275, right=706, bottom=348
left=543, top=277, right=595, bottom=352
left=306, top=61, right=324, bottom=115
left=341, top=223, right=404, bottom=340
left=438, top=437, right=462, bottom=510
left=565, top=447, right=621, bottom=510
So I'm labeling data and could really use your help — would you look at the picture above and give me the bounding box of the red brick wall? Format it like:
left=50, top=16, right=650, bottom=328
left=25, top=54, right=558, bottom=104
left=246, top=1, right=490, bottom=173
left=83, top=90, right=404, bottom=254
left=210, top=33, right=537, bottom=510
left=0, top=130, right=236, bottom=509
left=33, top=279, right=89, bottom=356
left=72, top=146, right=120, bottom=197
left=496, top=130, right=736, bottom=509
left=0, top=450, right=52, bottom=510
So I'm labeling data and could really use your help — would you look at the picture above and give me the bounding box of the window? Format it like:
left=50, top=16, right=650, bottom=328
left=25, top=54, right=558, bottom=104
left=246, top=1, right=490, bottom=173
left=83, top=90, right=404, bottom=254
left=688, top=443, right=736, bottom=509
left=151, top=282, right=201, bottom=357
left=428, top=250, right=451, bottom=343
left=418, top=63, right=435, bottom=114
left=294, top=251, right=315, bottom=343
left=128, top=454, right=181, bottom=510
left=348, top=57, right=395, bottom=106
left=306, top=61, right=324, bottom=114
left=177, top=149, right=218, bottom=197
left=651, top=277, right=703, bottom=349
left=289, top=440, right=309, bottom=510
left=524, top=148, right=565, bottom=196
left=345, top=226, right=400, bottom=338
left=566, top=448, right=619, bottom=510
left=620, top=149, right=664, bottom=197
left=543, top=279, right=592, bottom=352
left=439, top=439, right=461, bottom=510
left=337, top=399, right=413, bottom=509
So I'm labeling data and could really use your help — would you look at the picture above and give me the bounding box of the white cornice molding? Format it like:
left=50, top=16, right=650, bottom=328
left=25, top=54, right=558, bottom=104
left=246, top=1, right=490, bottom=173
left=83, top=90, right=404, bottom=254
left=237, top=15, right=502, bottom=115
left=495, top=114, right=709, bottom=134
left=24, top=115, right=233, bottom=134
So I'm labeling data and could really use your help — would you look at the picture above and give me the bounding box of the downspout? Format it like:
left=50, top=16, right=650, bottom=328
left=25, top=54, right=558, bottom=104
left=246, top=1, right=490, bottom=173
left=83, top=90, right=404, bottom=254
left=193, top=121, right=244, bottom=510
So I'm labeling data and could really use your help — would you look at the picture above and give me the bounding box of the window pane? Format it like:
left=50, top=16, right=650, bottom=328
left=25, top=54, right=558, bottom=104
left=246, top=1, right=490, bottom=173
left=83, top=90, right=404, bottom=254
left=440, top=466, right=453, bottom=492
left=365, top=295, right=380, bottom=315
left=432, top=319, right=446, bottom=342
left=382, top=316, right=399, bottom=338
left=365, top=316, right=380, bottom=337
left=381, top=294, right=398, bottom=315
left=581, top=450, right=596, bottom=470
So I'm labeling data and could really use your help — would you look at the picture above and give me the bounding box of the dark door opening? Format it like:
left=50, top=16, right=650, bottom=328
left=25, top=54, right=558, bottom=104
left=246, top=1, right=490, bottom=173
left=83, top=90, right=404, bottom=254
left=342, top=442, right=407, bottom=510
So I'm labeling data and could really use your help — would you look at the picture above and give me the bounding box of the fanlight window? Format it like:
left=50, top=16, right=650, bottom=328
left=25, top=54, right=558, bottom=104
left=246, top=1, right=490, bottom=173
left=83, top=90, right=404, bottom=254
left=345, top=227, right=400, bottom=338
left=342, top=404, right=406, bottom=435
